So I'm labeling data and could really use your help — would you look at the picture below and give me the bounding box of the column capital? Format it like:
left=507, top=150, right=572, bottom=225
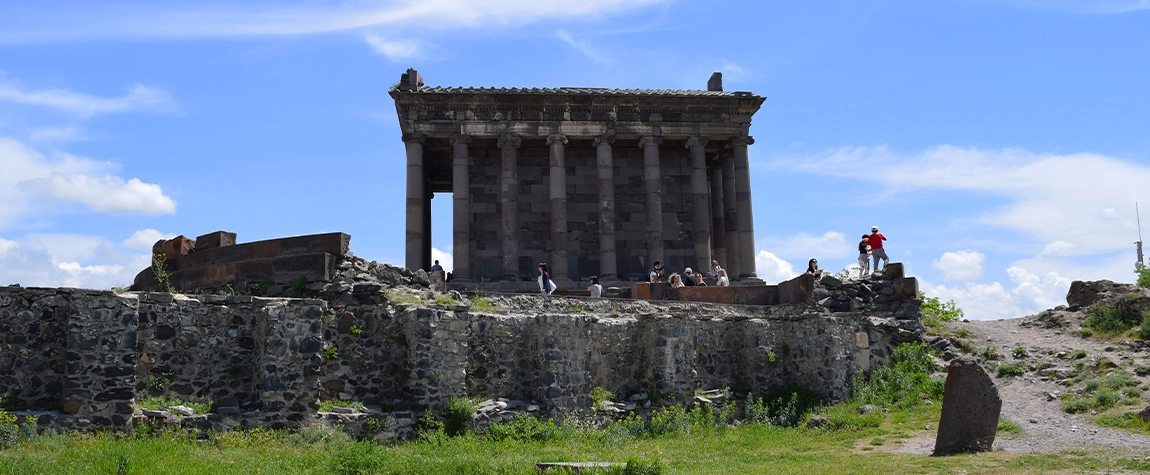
left=546, top=134, right=568, bottom=146
left=685, top=135, right=709, bottom=149
left=402, top=132, right=426, bottom=145
left=730, top=135, right=755, bottom=147
left=497, top=132, right=521, bottom=149
left=593, top=132, right=615, bottom=148
left=450, top=134, right=471, bottom=147
left=638, top=135, right=663, bottom=148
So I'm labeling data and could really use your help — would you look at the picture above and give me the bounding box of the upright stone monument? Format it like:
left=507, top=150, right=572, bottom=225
left=933, top=357, right=1002, bottom=455
left=391, top=69, right=767, bottom=290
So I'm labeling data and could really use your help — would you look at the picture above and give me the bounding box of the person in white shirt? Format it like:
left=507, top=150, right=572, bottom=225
left=716, top=268, right=730, bottom=287
left=587, top=276, right=603, bottom=298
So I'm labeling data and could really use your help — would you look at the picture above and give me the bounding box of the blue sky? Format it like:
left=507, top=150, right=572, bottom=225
left=0, top=0, right=1148, bottom=319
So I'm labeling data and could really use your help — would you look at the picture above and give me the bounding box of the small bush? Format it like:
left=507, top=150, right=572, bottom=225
left=1062, top=397, right=1092, bottom=414
left=1135, top=365, right=1150, bottom=376
left=744, top=387, right=820, bottom=427
left=324, top=345, right=339, bottom=360
left=470, top=296, right=495, bottom=311
left=978, top=344, right=999, bottom=361
left=1084, top=299, right=1142, bottom=335
left=1012, top=346, right=1028, bottom=359
left=590, top=386, right=615, bottom=408
left=443, top=397, right=477, bottom=436
left=1094, top=389, right=1120, bottom=410
left=290, top=276, right=308, bottom=298
left=852, top=342, right=944, bottom=409
left=997, top=418, right=1023, bottom=434
left=1072, top=349, right=1088, bottom=360
left=997, top=362, right=1027, bottom=377
left=485, top=415, right=562, bottom=442
left=920, top=292, right=964, bottom=322
left=1141, top=314, right=1150, bottom=340
left=349, top=325, right=364, bottom=337
left=1137, top=264, right=1150, bottom=289
left=0, top=410, right=20, bottom=449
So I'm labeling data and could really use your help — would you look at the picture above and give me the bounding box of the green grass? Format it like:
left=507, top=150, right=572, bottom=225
left=996, top=362, right=1027, bottom=377
left=316, top=400, right=367, bottom=413
left=137, top=396, right=213, bottom=416
left=3, top=421, right=1149, bottom=474
left=1096, top=411, right=1150, bottom=435
left=997, top=418, right=1023, bottom=435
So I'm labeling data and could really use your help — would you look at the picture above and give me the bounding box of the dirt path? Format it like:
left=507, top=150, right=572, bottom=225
left=894, top=314, right=1150, bottom=454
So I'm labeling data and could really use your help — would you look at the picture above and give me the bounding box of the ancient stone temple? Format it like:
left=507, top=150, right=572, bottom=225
left=390, top=69, right=766, bottom=290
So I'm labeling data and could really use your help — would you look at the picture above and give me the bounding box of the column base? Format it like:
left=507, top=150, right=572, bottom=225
left=733, top=277, right=766, bottom=286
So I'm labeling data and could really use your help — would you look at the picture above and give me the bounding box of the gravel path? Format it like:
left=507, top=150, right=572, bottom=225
left=894, top=313, right=1150, bottom=454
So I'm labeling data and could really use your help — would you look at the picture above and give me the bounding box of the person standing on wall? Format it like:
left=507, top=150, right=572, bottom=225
left=868, top=226, right=889, bottom=273
left=538, top=263, right=555, bottom=295
left=858, top=234, right=871, bottom=278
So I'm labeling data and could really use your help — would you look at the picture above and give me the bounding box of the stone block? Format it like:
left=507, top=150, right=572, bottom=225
left=195, top=231, right=237, bottom=250
left=883, top=262, right=904, bottom=280
left=934, top=357, right=1001, bottom=455
left=778, top=274, right=815, bottom=304
left=893, top=277, right=919, bottom=299
left=631, top=282, right=651, bottom=300
left=854, top=332, right=869, bottom=349
left=853, top=350, right=870, bottom=371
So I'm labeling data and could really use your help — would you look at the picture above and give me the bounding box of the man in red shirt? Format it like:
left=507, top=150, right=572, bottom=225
left=868, top=226, right=888, bottom=272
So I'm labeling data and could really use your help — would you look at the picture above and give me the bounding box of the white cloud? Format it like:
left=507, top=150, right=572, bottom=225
left=431, top=247, right=454, bottom=273
left=0, top=136, right=176, bottom=228
left=123, top=229, right=173, bottom=250
left=755, top=250, right=797, bottom=284
left=28, top=126, right=88, bottom=143
left=0, top=81, right=175, bottom=117
left=0, top=0, right=671, bottom=43
left=760, top=231, right=851, bottom=260
left=364, top=35, right=426, bottom=61
left=983, top=0, right=1150, bottom=14
left=778, top=145, right=1150, bottom=256
left=922, top=265, right=1072, bottom=320
left=1040, top=240, right=1076, bottom=256
left=932, top=250, right=985, bottom=281
left=0, top=233, right=150, bottom=289
left=556, top=29, right=609, bottom=63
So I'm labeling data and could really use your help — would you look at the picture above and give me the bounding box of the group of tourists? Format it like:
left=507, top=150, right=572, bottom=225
left=649, top=259, right=730, bottom=288
left=536, top=263, right=605, bottom=297
left=805, top=226, right=890, bottom=279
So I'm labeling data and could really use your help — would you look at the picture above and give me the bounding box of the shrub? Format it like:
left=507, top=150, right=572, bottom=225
left=1072, top=349, right=1088, bottom=360
left=0, top=411, right=19, bottom=449
left=152, top=254, right=175, bottom=293
left=590, top=386, right=615, bottom=408
left=1142, top=314, right=1150, bottom=340
left=997, top=362, right=1026, bottom=377
left=290, top=276, right=308, bottom=298
left=1094, top=389, right=1120, bottom=410
left=485, top=415, right=562, bottom=442
left=1137, top=264, right=1150, bottom=289
left=997, top=418, right=1023, bottom=434
left=324, top=345, right=339, bottom=360
left=1062, top=397, right=1091, bottom=414
left=1012, top=346, right=1028, bottom=359
left=852, top=342, right=944, bottom=409
left=1084, top=299, right=1143, bottom=335
left=978, top=344, right=999, bottom=361
left=920, top=292, right=964, bottom=322
left=470, top=296, right=495, bottom=311
left=442, top=397, right=477, bottom=436
left=1136, top=365, right=1150, bottom=376
left=744, top=387, right=820, bottom=427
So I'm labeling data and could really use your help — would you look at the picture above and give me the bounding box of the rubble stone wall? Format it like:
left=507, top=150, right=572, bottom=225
left=0, top=285, right=922, bottom=431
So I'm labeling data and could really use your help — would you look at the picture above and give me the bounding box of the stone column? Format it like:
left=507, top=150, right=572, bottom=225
left=498, top=132, right=522, bottom=282
left=732, top=136, right=758, bottom=280
left=687, top=136, right=712, bottom=274
left=722, top=154, right=741, bottom=280
left=451, top=134, right=471, bottom=282
left=404, top=133, right=427, bottom=271
left=594, top=133, right=617, bottom=281
left=709, top=162, right=727, bottom=273
left=547, top=134, right=570, bottom=282
left=640, top=136, right=664, bottom=270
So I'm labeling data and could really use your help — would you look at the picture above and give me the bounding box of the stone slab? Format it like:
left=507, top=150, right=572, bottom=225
left=778, top=274, right=815, bottom=304
left=934, top=357, right=1001, bottom=455
left=194, top=231, right=237, bottom=250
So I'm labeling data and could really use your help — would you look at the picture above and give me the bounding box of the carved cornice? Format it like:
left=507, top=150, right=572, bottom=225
left=497, top=132, right=522, bottom=149
left=546, top=134, right=568, bottom=146
left=730, top=136, right=755, bottom=147
left=685, top=135, right=709, bottom=149
left=450, top=134, right=471, bottom=147
left=638, top=136, right=663, bottom=149
left=401, top=132, right=426, bottom=145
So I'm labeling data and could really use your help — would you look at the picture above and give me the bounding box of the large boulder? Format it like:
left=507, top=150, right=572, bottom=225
left=934, top=357, right=1001, bottom=455
left=1066, top=280, right=1142, bottom=308
left=151, top=235, right=195, bottom=260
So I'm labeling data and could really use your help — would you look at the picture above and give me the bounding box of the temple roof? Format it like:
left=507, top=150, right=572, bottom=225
left=401, top=86, right=760, bottom=98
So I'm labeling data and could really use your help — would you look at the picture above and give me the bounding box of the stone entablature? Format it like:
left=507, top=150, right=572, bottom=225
left=0, top=285, right=921, bottom=433
left=391, top=69, right=767, bottom=289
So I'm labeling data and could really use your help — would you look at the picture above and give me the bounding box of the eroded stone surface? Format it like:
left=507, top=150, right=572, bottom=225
left=934, top=357, right=1002, bottom=455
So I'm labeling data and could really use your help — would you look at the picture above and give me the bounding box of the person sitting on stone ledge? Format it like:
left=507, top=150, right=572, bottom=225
left=716, top=268, right=730, bottom=287
left=669, top=273, right=685, bottom=288
left=711, top=260, right=722, bottom=280
left=587, top=276, right=603, bottom=298
left=430, top=260, right=443, bottom=272
left=683, top=267, right=698, bottom=286
left=805, top=258, right=823, bottom=277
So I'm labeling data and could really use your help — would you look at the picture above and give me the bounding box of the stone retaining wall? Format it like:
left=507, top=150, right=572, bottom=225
left=0, top=285, right=922, bottom=435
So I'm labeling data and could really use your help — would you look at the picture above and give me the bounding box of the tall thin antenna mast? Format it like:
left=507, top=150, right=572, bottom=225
left=1137, top=202, right=1144, bottom=270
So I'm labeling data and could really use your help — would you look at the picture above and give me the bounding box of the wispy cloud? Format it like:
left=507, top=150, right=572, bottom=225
left=0, top=0, right=671, bottom=44
left=0, top=81, right=176, bottom=117
left=556, top=29, right=610, bottom=63
left=364, top=35, right=427, bottom=61
left=980, top=0, right=1150, bottom=14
